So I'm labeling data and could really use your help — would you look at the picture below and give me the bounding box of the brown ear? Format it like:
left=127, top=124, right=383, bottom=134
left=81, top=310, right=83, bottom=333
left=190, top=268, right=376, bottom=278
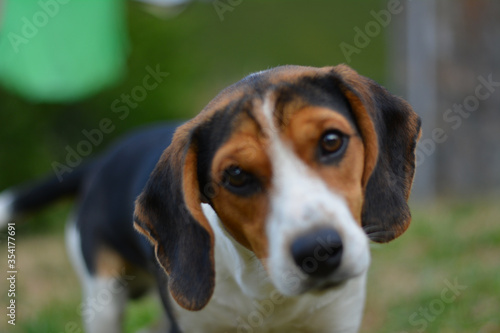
left=331, top=65, right=421, bottom=242
left=134, top=124, right=215, bottom=311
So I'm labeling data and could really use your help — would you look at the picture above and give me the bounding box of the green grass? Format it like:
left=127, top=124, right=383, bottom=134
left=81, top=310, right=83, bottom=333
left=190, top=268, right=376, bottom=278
left=362, top=200, right=500, bottom=333
left=19, top=302, right=83, bottom=333
left=1, top=200, right=499, bottom=332
left=124, top=296, right=163, bottom=333
left=16, top=297, right=162, bottom=333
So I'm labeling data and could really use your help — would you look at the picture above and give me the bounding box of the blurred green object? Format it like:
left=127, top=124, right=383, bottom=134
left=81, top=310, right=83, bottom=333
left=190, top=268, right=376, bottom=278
left=0, top=0, right=128, bottom=103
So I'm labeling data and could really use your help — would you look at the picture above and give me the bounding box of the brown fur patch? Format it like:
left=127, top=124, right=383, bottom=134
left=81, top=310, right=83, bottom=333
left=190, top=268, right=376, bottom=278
left=210, top=112, right=272, bottom=259
left=329, top=65, right=380, bottom=190
left=183, top=147, right=215, bottom=240
left=282, top=106, right=366, bottom=223
left=95, top=245, right=127, bottom=278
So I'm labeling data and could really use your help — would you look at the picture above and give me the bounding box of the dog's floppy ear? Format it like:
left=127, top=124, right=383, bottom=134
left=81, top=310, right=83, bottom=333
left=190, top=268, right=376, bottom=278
left=331, top=65, right=421, bottom=242
left=134, top=122, right=215, bottom=311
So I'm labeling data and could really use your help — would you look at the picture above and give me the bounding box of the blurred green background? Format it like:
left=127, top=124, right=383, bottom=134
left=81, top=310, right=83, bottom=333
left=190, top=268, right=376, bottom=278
left=0, top=0, right=499, bottom=332
left=0, top=0, right=386, bottom=192
left=1, top=0, right=387, bottom=234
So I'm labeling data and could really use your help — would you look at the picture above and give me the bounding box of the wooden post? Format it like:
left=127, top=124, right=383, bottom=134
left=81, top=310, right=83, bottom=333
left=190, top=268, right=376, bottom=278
left=406, top=0, right=438, bottom=201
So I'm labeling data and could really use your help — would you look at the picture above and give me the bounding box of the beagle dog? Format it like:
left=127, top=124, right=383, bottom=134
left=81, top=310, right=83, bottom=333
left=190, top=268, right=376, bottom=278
left=0, top=64, right=421, bottom=333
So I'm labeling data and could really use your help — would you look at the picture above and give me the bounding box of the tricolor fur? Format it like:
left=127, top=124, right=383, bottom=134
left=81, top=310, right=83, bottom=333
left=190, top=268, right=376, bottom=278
left=0, top=65, right=421, bottom=333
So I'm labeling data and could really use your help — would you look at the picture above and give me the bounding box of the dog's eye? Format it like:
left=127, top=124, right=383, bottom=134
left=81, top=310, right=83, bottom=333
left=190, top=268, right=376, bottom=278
left=318, top=130, right=348, bottom=163
left=222, top=166, right=260, bottom=196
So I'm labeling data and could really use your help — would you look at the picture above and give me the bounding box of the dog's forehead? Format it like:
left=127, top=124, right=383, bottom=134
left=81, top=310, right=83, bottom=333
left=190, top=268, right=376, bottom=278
left=194, top=66, right=358, bottom=192
left=201, top=65, right=355, bottom=132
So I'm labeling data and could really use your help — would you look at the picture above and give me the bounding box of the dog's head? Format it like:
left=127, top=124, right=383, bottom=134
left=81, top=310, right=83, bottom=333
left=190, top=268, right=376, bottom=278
left=134, top=65, right=421, bottom=311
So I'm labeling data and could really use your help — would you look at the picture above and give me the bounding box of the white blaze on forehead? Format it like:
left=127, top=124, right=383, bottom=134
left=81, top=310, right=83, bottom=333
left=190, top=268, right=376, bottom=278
left=260, top=93, right=346, bottom=227
left=260, top=94, right=370, bottom=295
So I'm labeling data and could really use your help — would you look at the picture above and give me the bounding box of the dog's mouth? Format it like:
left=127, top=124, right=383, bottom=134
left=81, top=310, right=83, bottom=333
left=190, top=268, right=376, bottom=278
left=317, top=279, right=346, bottom=291
left=302, top=273, right=353, bottom=294
left=276, top=262, right=368, bottom=296
left=273, top=268, right=353, bottom=296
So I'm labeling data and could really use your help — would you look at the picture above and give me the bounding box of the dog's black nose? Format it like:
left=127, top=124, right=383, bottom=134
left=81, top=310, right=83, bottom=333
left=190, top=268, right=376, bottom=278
left=290, top=228, right=343, bottom=278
